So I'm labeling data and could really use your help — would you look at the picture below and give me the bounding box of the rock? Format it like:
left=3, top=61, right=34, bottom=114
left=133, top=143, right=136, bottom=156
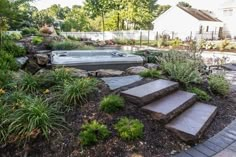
left=16, top=57, right=28, bottom=67
left=36, top=50, right=51, bottom=54
left=126, top=66, right=148, bottom=74
left=68, top=68, right=88, bottom=77
left=35, top=69, right=50, bottom=76
left=35, top=54, right=49, bottom=65
left=12, top=70, right=27, bottom=80
left=144, top=63, right=160, bottom=70
left=24, top=59, right=41, bottom=74
left=91, top=69, right=124, bottom=77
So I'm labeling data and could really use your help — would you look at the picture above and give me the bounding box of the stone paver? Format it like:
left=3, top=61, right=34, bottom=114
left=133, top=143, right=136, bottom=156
left=213, top=149, right=236, bottom=157
left=101, top=75, right=142, bottom=90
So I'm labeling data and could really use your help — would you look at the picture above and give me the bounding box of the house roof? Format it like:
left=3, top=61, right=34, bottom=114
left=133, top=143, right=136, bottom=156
left=177, top=5, right=222, bottom=22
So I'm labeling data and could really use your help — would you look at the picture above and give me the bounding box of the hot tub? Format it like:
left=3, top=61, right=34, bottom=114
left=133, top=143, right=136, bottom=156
left=51, top=50, right=144, bottom=70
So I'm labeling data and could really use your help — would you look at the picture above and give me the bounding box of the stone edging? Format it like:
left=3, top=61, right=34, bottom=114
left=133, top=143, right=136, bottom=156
left=174, top=119, right=236, bottom=157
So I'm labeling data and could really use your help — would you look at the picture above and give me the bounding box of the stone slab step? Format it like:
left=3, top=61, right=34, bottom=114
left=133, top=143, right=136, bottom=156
left=121, top=79, right=179, bottom=106
left=166, top=102, right=217, bottom=141
left=142, top=91, right=197, bottom=122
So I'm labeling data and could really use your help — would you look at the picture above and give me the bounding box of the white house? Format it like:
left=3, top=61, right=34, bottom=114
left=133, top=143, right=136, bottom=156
left=217, top=0, right=236, bottom=39
left=152, top=5, right=224, bottom=40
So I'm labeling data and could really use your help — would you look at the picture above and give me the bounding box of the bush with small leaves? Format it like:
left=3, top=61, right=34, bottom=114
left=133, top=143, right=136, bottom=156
left=62, top=78, right=99, bottom=106
left=188, top=87, right=211, bottom=101
left=8, top=97, right=66, bottom=143
left=79, top=120, right=110, bottom=146
left=114, top=117, right=144, bottom=141
left=0, top=51, right=19, bottom=71
left=139, top=69, right=161, bottom=78
left=2, top=41, right=26, bottom=57
left=208, top=74, right=230, bottom=96
left=100, top=95, right=124, bottom=113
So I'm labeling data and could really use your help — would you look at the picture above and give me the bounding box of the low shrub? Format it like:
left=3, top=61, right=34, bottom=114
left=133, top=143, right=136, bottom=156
left=100, top=95, right=124, bottom=113
left=0, top=103, right=11, bottom=144
left=219, top=39, right=230, bottom=51
left=0, top=51, right=19, bottom=71
left=51, top=41, right=80, bottom=50
left=208, top=74, right=230, bottom=96
left=0, top=70, right=13, bottom=89
left=32, top=36, right=43, bottom=45
left=79, top=120, right=110, bottom=146
left=114, top=117, right=144, bottom=141
left=188, top=87, right=211, bottom=101
left=139, top=69, right=161, bottom=78
left=2, top=41, right=26, bottom=57
left=52, top=67, right=73, bottom=84
left=8, top=97, right=65, bottom=143
left=17, top=72, right=40, bottom=93
left=169, top=38, right=182, bottom=48
left=21, top=27, right=39, bottom=36
left=62, top=78, right=99, bottom=106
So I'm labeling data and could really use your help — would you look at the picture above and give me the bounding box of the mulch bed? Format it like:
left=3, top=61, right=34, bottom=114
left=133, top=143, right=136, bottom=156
left=1, top=79, right=236, bottom=157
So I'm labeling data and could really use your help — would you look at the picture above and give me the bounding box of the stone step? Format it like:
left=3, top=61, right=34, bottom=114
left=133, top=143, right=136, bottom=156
left=121, top=79, right=179, bottom=106
left=165, top=102, right=217, bottom=141
left=142, top=91, right=197, bottom=122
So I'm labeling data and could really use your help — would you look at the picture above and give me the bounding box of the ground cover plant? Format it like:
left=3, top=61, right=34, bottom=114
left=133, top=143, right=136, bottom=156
left=1, top=41, right=26, bottom=57
left=0, top=51, right=19, bottom=71
left=208, top=74, right=230, bottom=96
left=100, top=94, right=124, bottom=113
left=139, top=69, right=161, bottom=78
left=188, top=87, right=211, bottom=101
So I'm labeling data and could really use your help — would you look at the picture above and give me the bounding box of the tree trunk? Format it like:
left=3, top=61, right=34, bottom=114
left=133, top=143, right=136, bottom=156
left=117, top=12, right=120, bottom=31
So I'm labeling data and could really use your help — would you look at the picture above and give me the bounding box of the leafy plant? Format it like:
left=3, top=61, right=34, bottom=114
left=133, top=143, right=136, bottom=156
left=8, top=97, right=66, bottom=143
left=2, top=90, right=29, bottom=105
left=17, top=72, right=40, bottom=93
left=0, top=103, right=11, bottom=144
left=32, top=36, right=43, bottom=45
left=100, top=95, right=124, bottom=113
left=79, top=120, right=110, bottom=146
left=0, top=51, right=19, bottom=71
left=62, top=78, right=99, bottom=106
left=0, top=70, right=13, bottom=89
left=219, top=39, right=230, bottom=51
left=51, top=41, right=80, bottom=50
left=188, top=87, right=211, bottom=101
left=114, top=117, right=144, bottom=141
left=208, top=74, right=230, bottom=96
left=169, top=38, right=182, bottom=48
left=21, top=27, right=39, bottom=36
left=52, top=67, right=73, bottom=84
left=139, top=69, right=161, bottom=78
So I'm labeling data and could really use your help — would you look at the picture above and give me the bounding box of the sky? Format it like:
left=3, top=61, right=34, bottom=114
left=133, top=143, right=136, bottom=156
left=32, top=0, right=224, bottom=11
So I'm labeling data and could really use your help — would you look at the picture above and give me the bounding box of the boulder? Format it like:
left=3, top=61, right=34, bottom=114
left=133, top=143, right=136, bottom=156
left=35, top=54, right=49, bottom=65
left=126, top=66, right=148, bottom=74
left=68, top=68, right=88, bottom=78
left=24, top=59, right=41, bottom=74
left=16, top=57, right=28, bottom=67
left=90, top=69, right=124, bottom=77
left=144, top=63, right=160, bottom=70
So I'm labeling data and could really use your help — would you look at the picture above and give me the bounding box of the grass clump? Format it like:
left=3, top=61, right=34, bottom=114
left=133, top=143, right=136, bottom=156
left=62, top=78, right=99, bottom=106
left=188, top=87, right=211, bottom=101
left=2, top=41, right=26, bottom=57
left=114, top=117, right=144, bottom=141
left=17, top=72, right=40, bottom=93
left=8, top=97, right=65, bottom=143
left=79, top=120, right=110, bottom=146
left=51, top=41, right=80, bottom=50
left=139, top=69, right=161, bottom=78
left=0, top=103, right=11, bottom=143
left=100, top=95, right=124, bottom=113
left=52, top=67, right=73, bottom=83
left=0, top=51, right=19, bottom=71
left=0, top=70, right=13, bottom=89
left=208, top=74, right=230, bottom=96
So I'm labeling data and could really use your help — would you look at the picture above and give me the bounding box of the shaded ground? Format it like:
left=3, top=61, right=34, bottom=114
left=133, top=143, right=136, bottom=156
left=1, top=79, right=236, bottom=157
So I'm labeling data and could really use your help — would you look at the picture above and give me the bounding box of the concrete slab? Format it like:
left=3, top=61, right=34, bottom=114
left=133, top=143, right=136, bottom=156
left=142, top=91, right=196, bottom=122
left=166, top=102, right=217, bottom=141
left=121, top=79, right=179, bottom=106
left=101, top=75, right=143, bottom=90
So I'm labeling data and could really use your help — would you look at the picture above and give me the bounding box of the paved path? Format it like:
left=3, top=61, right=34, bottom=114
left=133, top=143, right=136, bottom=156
left=174, top=70, right=236, bottom=157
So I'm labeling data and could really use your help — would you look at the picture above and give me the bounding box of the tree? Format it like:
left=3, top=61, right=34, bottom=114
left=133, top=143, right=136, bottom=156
left=178, top=1, right=192, bottom=8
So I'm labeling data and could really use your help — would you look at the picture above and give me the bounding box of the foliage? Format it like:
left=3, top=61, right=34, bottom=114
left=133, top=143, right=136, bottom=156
left=8, top=97, right=66, bottom=143
left=51, top=41, right=80, bottom=50
left=17, top=72, right=40, bottom=93
left=61, top=78, right=99, bottom=106
left=1, top=90, right=29, bottom=105
left=2, top=41, right=26, bottom=57
left=79, top=120, right=110, bottom=146
left=0, top=70, right=13, bottom=89
left=208, top=74, right=230, bottom=96
left=0, top=103, right=11, bottom=144
left=32, top=36, right=43, bottom=45
left=178, top=1, right=192, bottom=8
left=139, top=69, right=161, bottom=78
left=0, top=51, right=19, bottom=71
left=219, top=39, right=230, bottom=51
left=100, top=95, right=124, bottom=113
left=169, top=38, right=182, bottom=48
left=21, top=27, right=39, bottom=36
left=114, top=117, right=144, bottom=141
left=51, top=67, right=73, bottom=84
left=188, top=87, right=211, bottom=101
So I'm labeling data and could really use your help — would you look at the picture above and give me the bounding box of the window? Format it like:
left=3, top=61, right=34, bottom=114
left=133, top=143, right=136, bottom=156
left=223, top=9, right=233, bottom=16
left=206, top=26, right=209, bottom=32
left=199, top=25, right=203, bottom=34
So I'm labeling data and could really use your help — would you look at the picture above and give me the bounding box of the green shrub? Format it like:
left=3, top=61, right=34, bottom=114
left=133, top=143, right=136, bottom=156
left=21, top=27, right=39, bottom=36
left=0, top=70, right=13, bottom=89
left=219, top=39, right=230, bottom=51
left=0, top=51, right=19, bottom=71
left=52, top=41, right=80, bottom=50
left=208, top=74, right=230, bottom=96
left=169, top=38, right=182, bottom=48
left=10, top=33, right=22, bottom=41
left=2, top=90, right=29, bottom=105
left=79, top=120, right=110, bottom=146
left=52, top=67, right=73, bottom=84
left=100, top=95, right=124, bottom=113
left=17, top=72, right=40, bottom=93
left=162, top=62, right=202, bottom=86
left=0, top=103, right=11, bottom=144
left=62, top=78, right=99, bottom=106
left=8, top=97, right=65, bottom=142
left=139, top=69, right=161, bottom=78
left=114, top=117, right=144, bottom=141
left=188, top=87, right=211, bottom=101
left=2, top=41, right=26, bottom=57
left=32, top=36, right=43, bottom=45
